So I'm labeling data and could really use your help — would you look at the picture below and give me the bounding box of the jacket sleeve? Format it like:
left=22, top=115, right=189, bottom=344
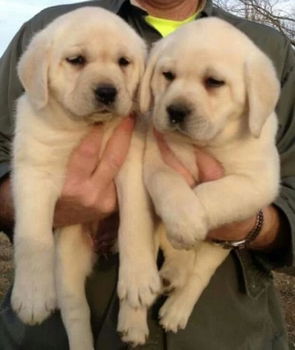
left=255, top=38, right=295, bottom=270
left=0, top=20, right=38, bottom=237
left=271, top=39, right=295, bottom=268
left=0, top=21, right=36, bottom=178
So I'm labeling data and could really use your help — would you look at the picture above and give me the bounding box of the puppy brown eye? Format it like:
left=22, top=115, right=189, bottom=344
left=66, top=55, right=86, bottom=65
left=163, top=71, right=175, bottom=81
left=118, top=57, right=130, bottom=67
left=205, top=77, right=225, bottom=88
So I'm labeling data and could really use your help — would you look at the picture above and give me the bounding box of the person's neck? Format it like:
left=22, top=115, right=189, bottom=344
left=136, top=0, right=200, bottom=20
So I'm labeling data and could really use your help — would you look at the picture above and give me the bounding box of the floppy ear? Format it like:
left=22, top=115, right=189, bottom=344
left=132, top=41, right=147, bottom=93
left=17, top=30, right=51, bottom=110
left=139, top=41, right=164, bottom=114
left=245, top=50, right=280, bottom=137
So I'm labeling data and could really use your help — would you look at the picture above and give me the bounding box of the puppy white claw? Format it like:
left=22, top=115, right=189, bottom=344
left=118, top=262, right=161, bottom=308
left=117, top=302, right=149, bottom=346
left=12, top=270, right=56, bottom=325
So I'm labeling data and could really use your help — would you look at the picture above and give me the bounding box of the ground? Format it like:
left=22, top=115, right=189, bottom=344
left=0, top=232, right=294, bottom=348
left=274, top=271, right=295, bottom=349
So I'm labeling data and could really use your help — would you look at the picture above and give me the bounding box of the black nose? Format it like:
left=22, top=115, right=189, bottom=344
left=95, top=84, right=117, bottom=105
left=167, top=104, right=190, bottom=125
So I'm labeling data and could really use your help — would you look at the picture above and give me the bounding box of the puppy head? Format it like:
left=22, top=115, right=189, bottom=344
left=18, top=7, right=146, bottom=122
left=140, top=18, right=279, bottom=143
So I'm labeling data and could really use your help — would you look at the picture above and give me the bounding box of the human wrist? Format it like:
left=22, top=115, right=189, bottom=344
left=249, top=206, right=289, bottom=252
left=210, top=207, right=282, bottom=251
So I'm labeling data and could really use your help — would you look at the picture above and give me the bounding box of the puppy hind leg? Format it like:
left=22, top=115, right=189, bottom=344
left=159, top=242, right=229, bottom=333
left=55, top=224, right=95, bottom=350
left=159, top=225, right=195, bottom=294
left=117, top=300, right=149, bottom=347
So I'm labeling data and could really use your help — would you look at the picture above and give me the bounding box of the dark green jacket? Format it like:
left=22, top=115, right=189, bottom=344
left=0, top=1, right=294, bottom=349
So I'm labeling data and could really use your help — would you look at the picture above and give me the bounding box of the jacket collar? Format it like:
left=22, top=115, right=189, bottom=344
left=202, top=0, right=213, bottom=16
left=96, top=0, right=126, bottom=13
left=116, top=0, right=213, bottom=17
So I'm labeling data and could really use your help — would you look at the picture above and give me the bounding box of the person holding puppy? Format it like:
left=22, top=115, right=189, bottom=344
left=0, top=0, right=294, bottom=349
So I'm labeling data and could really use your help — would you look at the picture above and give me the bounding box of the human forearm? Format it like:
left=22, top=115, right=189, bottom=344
left=207, top=205, right=290, bottom=253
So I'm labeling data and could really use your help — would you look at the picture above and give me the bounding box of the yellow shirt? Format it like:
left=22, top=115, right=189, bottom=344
left=145, top=12, right=198, bottom=37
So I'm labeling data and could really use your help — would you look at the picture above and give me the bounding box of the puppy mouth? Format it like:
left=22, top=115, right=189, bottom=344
left=154, top=111, right=214, bottom=144
left=94, top=98, right=120, bottom=115
left=92, top=102, right=118, bottom=116
left=170, top=123, right=187, bottom=133
left=85, top=109, right=118, bottom=123
left=167, top=124, right=190, bottom=137
left=97, top=107, right=112, bottom=114
left=154, top=119, right=190, bottom=138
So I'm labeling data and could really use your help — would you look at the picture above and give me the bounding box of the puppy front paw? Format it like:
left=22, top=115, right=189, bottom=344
left=118, top=261, right=161, bottom=308
left=157, top=194, right=208, bottom=250
left=12, top=269, right=56, bottom=325
left=117, top=301, right=149, bottom=346
left=165, top=214, right=207, bottom=250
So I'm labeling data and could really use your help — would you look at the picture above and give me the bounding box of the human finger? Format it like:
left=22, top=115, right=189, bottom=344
left=93, top=115, right=135, bottom=184
left=155, top=129, right=196, bottom=187
left=66, top=124, right=103, bottom=180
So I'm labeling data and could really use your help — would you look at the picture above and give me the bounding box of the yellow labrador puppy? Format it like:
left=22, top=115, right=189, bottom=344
left=138, top=17, right=280, bottom=334
left=11, top=7, right=161, bottom=350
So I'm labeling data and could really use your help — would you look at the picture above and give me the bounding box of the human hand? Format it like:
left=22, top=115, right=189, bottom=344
left=54, top=116, right=135, bottom=227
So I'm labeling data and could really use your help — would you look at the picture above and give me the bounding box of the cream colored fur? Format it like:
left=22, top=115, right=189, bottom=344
left=120, top=17, right=280, bottom=341
left=11, top=7, right=161, bottom=350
